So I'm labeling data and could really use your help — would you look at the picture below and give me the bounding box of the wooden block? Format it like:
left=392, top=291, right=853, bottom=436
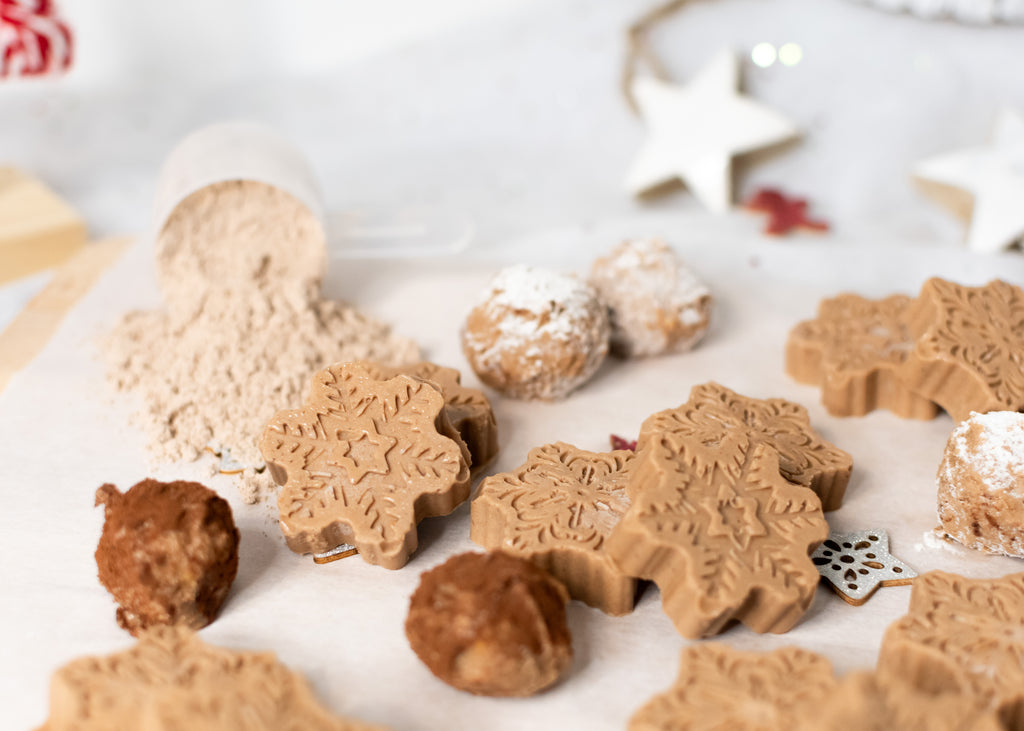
left=913, top=176, right=975, bottom=222
left=0, top=237, right=131, bottom=394
left=0, top=168, right=87, bottom=284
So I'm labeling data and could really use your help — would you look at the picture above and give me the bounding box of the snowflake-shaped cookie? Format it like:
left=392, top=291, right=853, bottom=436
left=638, top=382, right=853, bottom=511
left=36, top=627, right=384, bottom=731
left=471, top=442, right=635, bottom=615
left=797, top=671, right=1003, bottom=731
left=260, top=363, right=470, bottom=570
left=901, top=278, right=1024, bottom=423
left=629, top=644, right=837, bottom=731
left=607, top=438, right=828, bottom=638
left=786, top=293, right=939, bottom=419
left=878, top=571, right=1024, bottom=713
left=350, top=360, right=498, bottom=472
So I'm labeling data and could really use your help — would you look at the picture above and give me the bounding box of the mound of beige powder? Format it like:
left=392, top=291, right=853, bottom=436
left=104, top=181, right=419, bottom=503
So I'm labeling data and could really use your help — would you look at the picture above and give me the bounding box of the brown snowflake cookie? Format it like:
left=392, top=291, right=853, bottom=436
left=899, top=278, right=1024, bottom=423
left=878, top=570, right=1024, bottom=718
left=470, top=443, right=636, bottom=615
left=638, top=381, right=853, bottom=511
left=606, top=438, right=828, bottom=638
left=259, top=362, right=471, bottom=570
left=629, top=644, right=837, bottom=731
left=405, top=551, right=573, bottom=697
left=461, top=265, right=610, bottom=400
left=589, top=238, right=712, bottom=358
left=938, top=411, right=1024, bottom=557
left=94, top=480, right=239, bottom=637
left=349, top=360, right=499, bottom=472
left=786, top=293, right=939, bottom=419
left=35, top=627, right=384, bottom=731
left=795, top=671, right=1003, bottom=731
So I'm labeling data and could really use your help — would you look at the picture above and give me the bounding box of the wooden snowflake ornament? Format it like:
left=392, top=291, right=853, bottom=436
left=624, top=49, right=798, bottom=213
left=812, top=529, right=916, bottom=605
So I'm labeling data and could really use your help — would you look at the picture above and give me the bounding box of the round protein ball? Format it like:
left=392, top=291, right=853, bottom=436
left=461, top=265, right=609, bottom=400
left=589, top=238, right=711, bottom=358
left=405, top=551, right=573, bottom=697
left=937, top=411, right=1024, bottom=557
left=95, top=479, right=240, bottom=636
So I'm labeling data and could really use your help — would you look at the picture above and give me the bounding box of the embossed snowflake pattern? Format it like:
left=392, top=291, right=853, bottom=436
left=39, top=628, right=383, bottom=731
left=793, top=294, right=916, bottom=373
left=471, top=442, right=636, bottom=615
left=787, top=293, right=939, bottom=419
left=905, top=278, right=1024, bottom=421
left=260, top=362, right=470, bottom=569
left=638, top=381, right=853, bottom=511
left=607, top=438, right=828, bottom=638
left=348, top=360, right=498, bottom=471
left=798, top=671, right=1003, bottom=731
left=879, top=571, right=1024, bottom=709
left=629, top=644, right=837, bottom=731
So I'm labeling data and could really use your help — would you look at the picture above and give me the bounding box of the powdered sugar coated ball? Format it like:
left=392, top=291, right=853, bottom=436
left=937, top=411, right=1024, bottom=557
left=589, top=238, right=711, bottom=358
left=461, top=266, right=610, bottom=401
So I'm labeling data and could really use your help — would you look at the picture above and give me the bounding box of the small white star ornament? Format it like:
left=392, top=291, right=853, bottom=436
left=624, top=48, right=799, bottom=213
left=915, top=109, right=1024, bottom=253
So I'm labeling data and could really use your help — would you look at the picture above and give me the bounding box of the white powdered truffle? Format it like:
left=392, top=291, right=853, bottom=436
left=937, top=411, right=1024, bottom=557
left=590, top=238, right=711, bottom=358
left=461, top=265, right=609, bottom=401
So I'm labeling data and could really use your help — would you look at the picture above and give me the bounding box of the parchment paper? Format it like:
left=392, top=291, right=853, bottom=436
left=3, top=213, right=1024, bottom=730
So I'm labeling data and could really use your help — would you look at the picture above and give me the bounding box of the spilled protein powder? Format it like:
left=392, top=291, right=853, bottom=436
left=104, top=181, right=419, bottom=503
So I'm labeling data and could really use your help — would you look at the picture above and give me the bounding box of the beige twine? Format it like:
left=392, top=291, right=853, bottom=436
left=623, top=0, right=704, bottom=113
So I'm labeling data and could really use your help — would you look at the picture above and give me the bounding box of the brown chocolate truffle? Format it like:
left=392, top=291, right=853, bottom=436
left=94, top=479, right=240, bottom=636
left=405, top=551, right=573, bottom=697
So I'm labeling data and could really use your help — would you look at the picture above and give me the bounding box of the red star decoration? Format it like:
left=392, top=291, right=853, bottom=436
left=744, top=188, right=830, bottom=236
left=610, top=434, right=637, bottom=451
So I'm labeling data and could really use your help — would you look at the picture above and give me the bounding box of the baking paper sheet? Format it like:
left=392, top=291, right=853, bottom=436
left=3, top=213, right=1024, bottom=730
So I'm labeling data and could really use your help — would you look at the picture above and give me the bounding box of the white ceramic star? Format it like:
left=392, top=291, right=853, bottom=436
left=624, top=49, right=799, bottom=213
left=915, top=109, right=1024, bottom=253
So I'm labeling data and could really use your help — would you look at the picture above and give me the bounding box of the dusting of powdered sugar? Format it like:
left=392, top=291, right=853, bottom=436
left=914, top=528, right=970, bottom=555
left=470, top=265, right=603, bottom=356
left=601, top=238, right=709, bottom=302
left=589, top=238, right=712, bottom=357
left=482, top=265, right=595, bottom=320
left=462, top=265, right=609, bottom=400
left=945, top=411, right=1024, bottom=493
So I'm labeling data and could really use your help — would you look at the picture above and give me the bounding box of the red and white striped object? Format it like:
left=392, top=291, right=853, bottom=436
left=0, top=0, right=72, bottom=78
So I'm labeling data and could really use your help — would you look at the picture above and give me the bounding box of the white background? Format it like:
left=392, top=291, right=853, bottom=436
left=1, top=0, right=1023, bottom=246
